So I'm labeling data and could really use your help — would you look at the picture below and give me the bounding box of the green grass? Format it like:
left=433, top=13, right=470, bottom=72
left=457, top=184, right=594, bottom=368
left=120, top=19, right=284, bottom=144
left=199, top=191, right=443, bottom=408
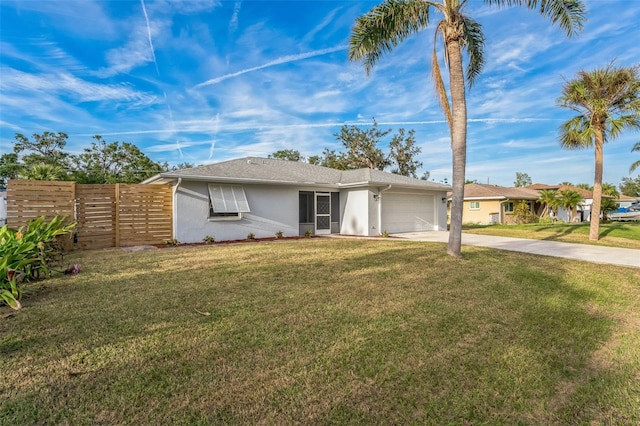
left=2, top=239, right=640, bottom=424
left=463, top=221, right=640, bottom=249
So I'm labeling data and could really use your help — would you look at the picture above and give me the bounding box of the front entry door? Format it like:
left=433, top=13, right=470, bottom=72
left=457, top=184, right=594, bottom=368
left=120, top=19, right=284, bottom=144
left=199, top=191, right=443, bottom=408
left=315, top=193, right=331, bottom=235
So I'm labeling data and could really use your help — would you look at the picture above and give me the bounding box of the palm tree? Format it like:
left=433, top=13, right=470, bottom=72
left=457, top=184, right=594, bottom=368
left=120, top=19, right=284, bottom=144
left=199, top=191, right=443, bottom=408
left=558, top=64, right=640, bottom=240
left=600, top=183, right=620, bottom=221
left=349, top=0, right=585, bottom=257
left=630, top=142, right=640, bottom=174
left=21, top=163, right=66, bottom=181
left=557, top=189, right=583, bottom=223
left=537, top=189, right=558, bottom=218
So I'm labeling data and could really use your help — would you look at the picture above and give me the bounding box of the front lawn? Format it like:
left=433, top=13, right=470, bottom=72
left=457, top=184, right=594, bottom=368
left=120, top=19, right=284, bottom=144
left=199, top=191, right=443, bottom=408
left=463, top=221, right=640, bottom=249
left=2, top=239, right=639, bottom=424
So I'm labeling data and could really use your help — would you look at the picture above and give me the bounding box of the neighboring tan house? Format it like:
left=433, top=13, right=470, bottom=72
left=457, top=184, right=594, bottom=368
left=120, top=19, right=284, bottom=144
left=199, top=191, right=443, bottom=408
left=143, top=157, right=450, bottom=243
left=449, top=183, right=542, bottom=225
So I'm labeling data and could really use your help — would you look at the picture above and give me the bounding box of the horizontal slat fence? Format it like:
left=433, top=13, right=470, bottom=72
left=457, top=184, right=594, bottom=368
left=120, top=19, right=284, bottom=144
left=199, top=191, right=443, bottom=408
left=118, top=184, right=173, bottom=246
left=6, top=180, right=172, bottom=250
left=75, top=184, right=117, bottom=249
left=6, top=180, right=75, bottom=251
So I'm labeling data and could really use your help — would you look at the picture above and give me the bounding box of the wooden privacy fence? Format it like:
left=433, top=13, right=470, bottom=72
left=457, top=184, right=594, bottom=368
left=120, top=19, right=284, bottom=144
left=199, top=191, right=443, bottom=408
left=6, top=180, right=173, bottom=250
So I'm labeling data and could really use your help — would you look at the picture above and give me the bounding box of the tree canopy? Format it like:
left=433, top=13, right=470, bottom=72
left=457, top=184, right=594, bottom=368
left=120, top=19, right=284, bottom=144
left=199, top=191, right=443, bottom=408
left=513, top=172, right=532, bottom=187
left=2, top=132, right=168, bottom=187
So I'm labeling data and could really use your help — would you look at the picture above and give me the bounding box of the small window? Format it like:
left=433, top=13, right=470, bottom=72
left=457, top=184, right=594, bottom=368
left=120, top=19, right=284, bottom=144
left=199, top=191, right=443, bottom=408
left=208, top=184, right=250, bottom=218
left=504, top=202, right=514, bottom=213
left=469, top=201, right=480, bottom=210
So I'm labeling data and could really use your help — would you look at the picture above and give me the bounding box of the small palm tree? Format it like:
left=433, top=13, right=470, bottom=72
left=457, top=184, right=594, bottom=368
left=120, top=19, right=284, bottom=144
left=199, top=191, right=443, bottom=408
left=537, top=189, right=559, bottom=218
left=558, top=64, right=640, bottom=239
left=557, top=189, right=584, bottom=223
left=630, top=142, right=640, bottom=174
left=600, top=183, right=620, bottom=221
left=349, top=0, right=585, bottom=257
left=21, top=163, right=66, bottom=181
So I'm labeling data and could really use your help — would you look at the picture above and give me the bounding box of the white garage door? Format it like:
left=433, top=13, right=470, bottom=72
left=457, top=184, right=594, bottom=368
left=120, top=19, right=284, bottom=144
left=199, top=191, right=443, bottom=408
left=381, top=192, right=435, bottom=233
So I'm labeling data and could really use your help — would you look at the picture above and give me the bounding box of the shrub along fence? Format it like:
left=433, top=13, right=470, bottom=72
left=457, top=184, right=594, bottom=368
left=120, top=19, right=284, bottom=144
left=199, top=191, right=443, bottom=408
left=6, top=180, right=173, bottom=250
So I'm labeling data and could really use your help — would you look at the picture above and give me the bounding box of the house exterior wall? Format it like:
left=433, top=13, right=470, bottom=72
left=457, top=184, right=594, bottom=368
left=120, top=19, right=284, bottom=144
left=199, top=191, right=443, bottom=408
left=340, top=188, right=372, bottom=236
left=435, top=191, right=448, bottom=230
left=175, top=181, right=301, bottom=243
left=462, top=200, right=501, bottom=224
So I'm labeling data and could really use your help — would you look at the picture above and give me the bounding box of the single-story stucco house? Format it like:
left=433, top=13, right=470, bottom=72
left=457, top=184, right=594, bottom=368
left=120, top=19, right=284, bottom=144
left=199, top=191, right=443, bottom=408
left=143, top=157, right=451, bottom=243
left=450, top=183, right=542, bottom=225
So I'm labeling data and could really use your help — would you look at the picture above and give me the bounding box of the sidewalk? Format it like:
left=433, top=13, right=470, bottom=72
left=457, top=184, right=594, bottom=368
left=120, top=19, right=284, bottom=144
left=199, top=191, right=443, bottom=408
left=392, top=231, right=640, bottom=268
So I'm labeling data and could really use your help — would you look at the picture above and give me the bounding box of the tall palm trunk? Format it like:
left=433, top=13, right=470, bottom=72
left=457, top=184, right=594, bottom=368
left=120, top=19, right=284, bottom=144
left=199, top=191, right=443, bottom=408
left=589, top=125, right=604, bottom=240
left=446, top=38, right=467, bottom=258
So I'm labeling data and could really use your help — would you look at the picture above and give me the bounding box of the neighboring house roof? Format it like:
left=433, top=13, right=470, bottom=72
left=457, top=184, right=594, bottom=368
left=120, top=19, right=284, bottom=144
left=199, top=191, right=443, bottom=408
left=618, top=194, right=640, bottom=201
left=452, top=183, right=540, bottom=200
left=144, top=157, right=451, bottom=190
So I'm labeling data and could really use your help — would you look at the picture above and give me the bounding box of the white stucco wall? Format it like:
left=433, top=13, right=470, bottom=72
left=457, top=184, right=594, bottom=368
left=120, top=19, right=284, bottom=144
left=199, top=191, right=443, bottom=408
left=340, top=188, right=373, bottom=236
left=174, top=181, right=301, bottom=243
left=435, top=191, right=448, bottom=230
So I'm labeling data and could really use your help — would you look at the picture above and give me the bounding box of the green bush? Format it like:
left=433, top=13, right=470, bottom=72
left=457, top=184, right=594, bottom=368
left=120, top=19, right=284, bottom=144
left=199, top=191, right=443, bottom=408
left=1, top=216, right=76, bottom=310
left=275, top=231, right=283, bottom=239
left=202, top=235, right=215, bottom=244
left=512, top=201, right=537, bottom=224
left=304, top=230, right=313, bottom=238
left=247, top=232, right=256, bottom=240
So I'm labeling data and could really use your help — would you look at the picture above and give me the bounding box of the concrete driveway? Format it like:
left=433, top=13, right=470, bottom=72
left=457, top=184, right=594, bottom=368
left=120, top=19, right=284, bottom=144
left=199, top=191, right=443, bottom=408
left=392, top=231, right=640, bottom=269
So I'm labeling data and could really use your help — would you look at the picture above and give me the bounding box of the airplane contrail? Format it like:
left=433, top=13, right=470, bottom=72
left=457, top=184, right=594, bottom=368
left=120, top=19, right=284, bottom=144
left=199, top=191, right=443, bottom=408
left=195, top=45, right=347, bottom=87
left=140, top=0, right=160, bottom=76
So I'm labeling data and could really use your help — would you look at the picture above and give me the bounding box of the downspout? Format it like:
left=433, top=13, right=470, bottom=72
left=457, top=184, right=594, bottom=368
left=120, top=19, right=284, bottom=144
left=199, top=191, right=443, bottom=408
left=377, top=184, right=392, bottom=235
left=172, top=178, right=182, bottom=240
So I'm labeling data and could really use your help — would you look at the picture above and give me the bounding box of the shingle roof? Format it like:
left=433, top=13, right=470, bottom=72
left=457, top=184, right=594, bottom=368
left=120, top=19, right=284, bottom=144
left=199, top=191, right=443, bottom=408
left=461, top=183, right=540, bottom=200
left=146, top=157, right=450, bottom=190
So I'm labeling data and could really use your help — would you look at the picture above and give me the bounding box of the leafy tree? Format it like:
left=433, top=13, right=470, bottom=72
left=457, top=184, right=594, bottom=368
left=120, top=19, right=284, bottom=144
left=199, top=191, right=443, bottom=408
left=349, top=0, right=584, bottom=257
left=619, top=175, right=640, bottom=197
left=73, top=135, right=166, bottom=184
left=315, top=148, right=349, bottom=170
left=269, top=150, right=305, bottom=162
left=575, top=183, right=591, bottom=190
left=307, top=155, right=321, bottom=166
left=557, top=189, right=583, bottom=222
left=465, top=179, right=479, bottom=184
left=13, top=132, right=72, bottom=171
left=335, top=120, right=391, bottom=170
left=171, top=162, right=194, bottom=170
left=537, top=189, right=559, bottom=218
left=559, top=181, right=574, bottom=186
left=514, top=172, right=532, bottom=187
left=420, top=170, right=431, bottom=181
left=559, top=64, right=640, bottom=240
left=388, top=128, right=422, bottom=177
left=630, top=141, right=640, bottom=174
left=0, top=153, right=23, bottom=189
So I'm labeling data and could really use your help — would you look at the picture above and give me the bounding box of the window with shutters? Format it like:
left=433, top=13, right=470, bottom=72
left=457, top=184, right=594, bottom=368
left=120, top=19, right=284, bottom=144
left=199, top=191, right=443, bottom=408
left=208, top=184, right=250, bottom=219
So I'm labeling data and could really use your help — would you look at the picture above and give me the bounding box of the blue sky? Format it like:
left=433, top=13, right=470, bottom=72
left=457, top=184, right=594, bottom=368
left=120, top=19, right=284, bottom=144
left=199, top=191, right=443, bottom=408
left=1, top=0, right=639, bottom=186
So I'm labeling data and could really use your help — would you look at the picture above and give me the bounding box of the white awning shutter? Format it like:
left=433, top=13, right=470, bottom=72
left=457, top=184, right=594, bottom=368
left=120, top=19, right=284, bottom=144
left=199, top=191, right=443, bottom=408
left=208, top=184, right=250, bottom=213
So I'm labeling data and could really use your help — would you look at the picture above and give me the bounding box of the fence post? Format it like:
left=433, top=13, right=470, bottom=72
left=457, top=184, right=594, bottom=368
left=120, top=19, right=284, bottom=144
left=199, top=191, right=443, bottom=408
left=115, top=183, right=120, bottom=247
